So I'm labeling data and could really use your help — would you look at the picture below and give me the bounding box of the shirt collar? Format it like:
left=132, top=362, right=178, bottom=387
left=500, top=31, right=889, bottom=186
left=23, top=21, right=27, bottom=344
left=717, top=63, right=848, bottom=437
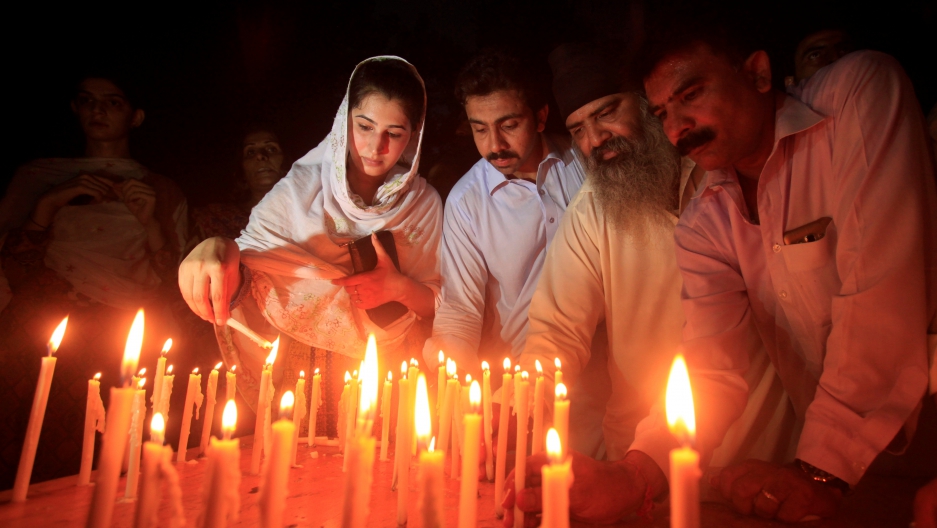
left=484, top=133, right=570, bottom=196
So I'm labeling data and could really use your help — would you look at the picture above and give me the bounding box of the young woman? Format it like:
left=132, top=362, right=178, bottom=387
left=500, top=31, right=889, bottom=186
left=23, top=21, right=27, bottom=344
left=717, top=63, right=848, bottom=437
left=179, top=57, right=441, bottom=438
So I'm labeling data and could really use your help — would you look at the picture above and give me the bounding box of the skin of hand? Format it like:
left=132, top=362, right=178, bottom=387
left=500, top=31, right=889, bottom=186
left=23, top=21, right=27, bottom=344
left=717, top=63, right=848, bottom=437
left=331, top=233, right=434, bottom=317
left=178, top=237, right=242, bottom=324
left=712, top=459, right=842, bottom=521
left=501, top=449, right=662, bottom=527
left=914, top=477, right=937, bottom=528
left=115, top=178, right=165, bottom=251
left=28, top=174, right=115, bottom=229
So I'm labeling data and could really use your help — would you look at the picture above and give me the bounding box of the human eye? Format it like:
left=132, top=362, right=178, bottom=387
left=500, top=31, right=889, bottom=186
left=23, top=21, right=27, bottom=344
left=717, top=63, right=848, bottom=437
left=502, top=121, right=518, bottom=131
left=357, top=122, right=372, bottom=132
left=807, top=51, right=821, bottom=62
left=266, top=146, right=280, bottom=155
left=244, top=148, right=255, bottom=158
left=683, top=88, right=701, bottom=102
left=388, top=131, right=402, bottom=139
left=472, top=126, right=487, bottom=135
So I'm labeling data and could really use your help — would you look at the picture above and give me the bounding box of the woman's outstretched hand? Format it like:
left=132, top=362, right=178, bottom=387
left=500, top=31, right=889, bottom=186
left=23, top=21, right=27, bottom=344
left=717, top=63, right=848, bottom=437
left=179, top=237, right=242, bottom=324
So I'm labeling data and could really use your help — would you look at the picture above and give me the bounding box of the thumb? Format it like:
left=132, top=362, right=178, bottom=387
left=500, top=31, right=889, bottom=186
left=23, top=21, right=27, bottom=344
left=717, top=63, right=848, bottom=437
left=372, top=233, right=394, bottom=267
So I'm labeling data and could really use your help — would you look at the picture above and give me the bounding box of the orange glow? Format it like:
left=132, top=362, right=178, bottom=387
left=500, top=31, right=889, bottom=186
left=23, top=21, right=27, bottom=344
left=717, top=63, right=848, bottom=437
left=446, top=357, right=457, bottom=378
left=465, top=374, right=472, bottom=384
left=314, top=367, right=319, bottom=375
left=344, top=371, right=352, bottom=384
left=161, top=338, right=172, bottom=356
left=555, top=382, right=567, bottom=401
left=521, top=371, right=529, bottom=381
left=93, top=372, right=101, bottom=381
left=414, top=374, right=432, bottom=450
left=122, top=309, right=145, bottom=386
left=387, top=371, right=393, bottom=382
left=151, top=413, right=166, bottom=445
left=401, top=361, right=408, bottom=377
left=359, top=335, right=379, bottom=418
left=167, top=365, right=174, bottom=375
left=300, top=370, right=305, bottom=379
left=48, top=316, right=69, bottom=355
left=554, top=358, right=561, bottom=370
left=665, top=355, right=696, bottom=445
left=222, top=400, right=237, bottom=439
left=438, top=350, right=445, bottom=364
left=469, top=380, right=481, bottom=413
left=546, top=428, right=562, bottom=464
left=214, top=362, right=222, bottom=370
left=137, top=378, right=146, bottom=389
left=535, top=359, right=543, bottom=376
left=428, top=436, right=436, bottom=453
left=230, top=365, right=236, bottom=373
left=279, top=391, right=295, bottom=420
left=265, top=337, right=279, bottom=366
left=138, top=368, right=147, bottom=376
left=410, top=358, right=419, bottom=367
left=481, top=361, right=490, bottom=373
left=503, top=358, right=511, bottom=372
left=514, top=365, right=520, bottom=374
left=193, top=367, right=199, bottom=374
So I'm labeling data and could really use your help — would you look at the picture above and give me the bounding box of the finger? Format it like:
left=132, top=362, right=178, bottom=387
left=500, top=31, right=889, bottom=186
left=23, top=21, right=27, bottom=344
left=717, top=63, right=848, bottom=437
left=332, top=274, right=368, bottom=287
left=516, top=487, right=543, bottom=512
left=716, top=463, right=754, bottom=500
left=372, top=233, right=394, bottom=266
left=502, top=500, right=513, bottom=527
left=208, top=266, right=230, bottom=325
left=190, top=271, right=214, bottom=322
left=178, top=263, right=201, bottom=318
left=752, top=489, right=782, bottom=519
left=728, top=471, right=765, bottom=516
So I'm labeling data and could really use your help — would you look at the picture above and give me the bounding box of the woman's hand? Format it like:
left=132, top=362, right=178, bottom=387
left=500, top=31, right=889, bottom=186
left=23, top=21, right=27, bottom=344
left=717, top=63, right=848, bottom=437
left=178, top=237, right=242, bottom=324
left=29, top=174, right=114, bottom=229
left=116, top=179, right=157, bottom=227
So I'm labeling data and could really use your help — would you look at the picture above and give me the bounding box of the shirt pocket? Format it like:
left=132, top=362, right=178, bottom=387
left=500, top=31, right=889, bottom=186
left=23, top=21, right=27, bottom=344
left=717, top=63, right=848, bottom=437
left=781, top=221, right=840, bottom=353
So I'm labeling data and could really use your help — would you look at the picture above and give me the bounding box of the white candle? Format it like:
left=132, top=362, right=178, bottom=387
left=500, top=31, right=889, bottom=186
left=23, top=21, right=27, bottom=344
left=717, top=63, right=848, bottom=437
left=532, top=360, right=545, bottom=454
left=177, top=367, right=204, bottom=463
left=554, top=357, right=563, bottom=391
left=414, top=374, right=444, bottom=528
left=394, top=364, right=411, bottom=526
left=78, top=372, right=105, bottom=486
left=124, top=377, right=147, bottom=498
left=338, top=372, right=350, bottom=454
left=554, top=383, right=569, bottom=460
left=134, top=413, right=174, bottom=528
left=156, top=365, right=175, bottom=419
left=408, top=359, right=419, bottom=456
left=151, top=339, right=171, bottom=416
left=379, top=371, right=392, bottom=461
left=494, top=358, right=514, bottom=517
left=458, top=381, right=482, bottom=528
left=340, top=335, right=379, bottom=528
left=225, top=365, right=237, bottom=402
left=438, top=359, right=458, bottom=459
left=251, top=338, right=279, bottom=475
left=481, top=362, right=494, bottom=481
left=12, top=316, right=67, bottom=501
left=86, top=309, right=143, bottom=528
left=436, top=351, right=446, bottom=434
left=667, top=355, right=700, bottom=528
left=260, top=392, right=295, bottom=528
left=200, top=363, right=222, bottom=456
left=450, top=377, right=464, bottom=478
left=307, top=368, right=321, bottom=445
left=291, top=371, right=306, bottom=467
left=342, top=369, right=360, bottom=472
left=541, top=428, right=572, bottom=528
left=513, top=371, right=530, bottom=528
left=199, top=400, right=241, bottom=528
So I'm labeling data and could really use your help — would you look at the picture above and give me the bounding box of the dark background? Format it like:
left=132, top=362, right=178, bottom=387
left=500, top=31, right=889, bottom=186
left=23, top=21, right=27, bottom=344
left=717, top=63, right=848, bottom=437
left=5, top=0, right=935, bottom=205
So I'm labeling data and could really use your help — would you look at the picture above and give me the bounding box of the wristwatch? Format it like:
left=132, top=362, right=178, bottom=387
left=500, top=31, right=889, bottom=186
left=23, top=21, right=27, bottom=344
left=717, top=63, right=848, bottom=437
left=794, top=459, right=850, bottom=494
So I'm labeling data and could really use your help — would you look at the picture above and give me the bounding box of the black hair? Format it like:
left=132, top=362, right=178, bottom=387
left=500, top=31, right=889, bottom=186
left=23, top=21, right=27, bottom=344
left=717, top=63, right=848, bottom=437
left=348, top=59, right=425, bottom=130
left=454, top=49, right=548, bottom=112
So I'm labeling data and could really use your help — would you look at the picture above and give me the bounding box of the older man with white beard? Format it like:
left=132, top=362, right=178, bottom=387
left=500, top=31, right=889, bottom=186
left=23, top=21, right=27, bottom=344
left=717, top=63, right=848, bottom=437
left=503, top=44, right=797, bottom=526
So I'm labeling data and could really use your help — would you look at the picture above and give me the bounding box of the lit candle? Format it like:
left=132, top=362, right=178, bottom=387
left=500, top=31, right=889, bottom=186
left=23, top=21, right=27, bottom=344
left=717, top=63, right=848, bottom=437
left=225, top=365, right=237, bottom=402
left=458, top=381, right=482, bottom=528
left=338, top=371, right=350, bottom=455
left=393, top=362, right=411, bottom=526
left=177, top=367, right=204, bottom=463
left=513, top=371, right=531, bottom=528
left=151, top=339, right=171, bottom=416
left=134, top=413, right=175, bottom=528
left=415, top=374, right=444, bottom=528
left=200, top=362, right=222, bottom=456
left=342, top=368, right=360, bottom=472
left=200, top=400, right=241, bottom=528
left=86, top=309, right=143, bottom=528
left=436, top=351, right=446, bottom=432
left=124, top=377, right=148, bottom=498
left=481, top=361, right=494, bottom=481
left=251, top=338, right=279, bottom=475
left=494, top=358, right=514, bottom=517
left=340, top=335, right=379, bottom=528
left=260, top=391, right=294, bottom=528
left=291, top=371, right=306, bottom=467
left=438, top=358, right=458, bottom=460
left=157, top=364, right=175, bottom=419
left=532, top=360, right=545, bottom=455
left=450, top=374, right=464, bottom=478
left=12, top=316, right=67, bottom=501
left=554, top=383, right=569, bottom=460
left=554, top=357, right=563, bottom=391
left=307, top=367, right=321, bottom=446
left=541, top=428, right=572, bottom=528
left=667, top=355, right=700, bottom=528
left=408, top=358, right=419, bottom=456
left=380, top=371, right=392, bottom=461
left=78, top=372, right=105, bottom=486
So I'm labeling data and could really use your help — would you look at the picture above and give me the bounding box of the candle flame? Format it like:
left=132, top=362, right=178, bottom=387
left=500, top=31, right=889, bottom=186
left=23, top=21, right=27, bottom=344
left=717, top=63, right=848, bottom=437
left=193, top=367, right=199, bottom=374
left=546, top=428, right=562, bottom=464
left=387, top=371, right=393, bottom=381
left=469, top=380, right=481, bottom=411
left=428, top=436, right=436, bottom=453
left=300, top=370, right=305, bottom=379
left=265, top=337, right=279, bottom=366
left=514, top=365, right=520, bottom=373
left=161, top=338, right=172, bottom=356
left=521, top=371, right=529, bottom=381
left=503, top=358, right=511, bottom=371
left=151, top=413, right=165, bottom=445
left=665, top=354, right=696, bottom=444
left=554, top=358, right=561, bottom=370
left=446, top=357, right=456, bottom=378
left=414, top=374, right=432, bottom=450
left=214, top=362, right=222, bottom=370
left=535, top=359, right=543, bottom=375
left=359, top=334, right=379, bottom=417
left=48, top=316, right=68, bottom=356
left=555, top=382, right=567, bottom=401
left=138, top=378, right=146, bottom=389
left=438, top=350, right=445, bottom=364
left=167, top=365, right=174, bottom=374
left=401, top=361, right=408, bottom=376
left=231, top=365, right=236, bottom=373
left=465, top=374, right=472, bottom=384
left=314, top=367, right=319, bottom=375
left=345, top=371, right=351, bottom=383
left=481, top=361, right=490, bottom=373
left=93, top=372, right=101, bottom=380
left=138, top=367, right=147, bottom=376
left=280, top=391, right=295, bottom=420
left=121, top=309, right=144, bottom=386
left=410, top=358, right=419, bottom=367
left=222, top=399, right=237, bottom=435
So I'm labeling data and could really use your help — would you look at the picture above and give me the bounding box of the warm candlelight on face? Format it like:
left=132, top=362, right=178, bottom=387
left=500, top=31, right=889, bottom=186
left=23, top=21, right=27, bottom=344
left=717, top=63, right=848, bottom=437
left=151, top=413, right=165, bottom=445
left=222, top=399, right=237, bottom=440
left=121, top=309, right=145, bottom=386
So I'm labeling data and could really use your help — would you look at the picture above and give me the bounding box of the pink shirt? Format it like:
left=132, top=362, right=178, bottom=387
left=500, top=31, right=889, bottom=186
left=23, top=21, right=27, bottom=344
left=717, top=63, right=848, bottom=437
left=631, top=51, right=937, bottom=485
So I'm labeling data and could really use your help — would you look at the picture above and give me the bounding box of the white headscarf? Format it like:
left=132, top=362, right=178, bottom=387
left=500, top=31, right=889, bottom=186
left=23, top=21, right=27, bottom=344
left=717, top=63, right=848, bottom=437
left=236, top=56, right=442, bottom=358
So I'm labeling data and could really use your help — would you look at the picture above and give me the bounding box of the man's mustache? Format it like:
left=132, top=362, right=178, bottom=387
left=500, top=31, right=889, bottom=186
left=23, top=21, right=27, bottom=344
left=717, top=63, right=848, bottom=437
left=589, top=136, right=634, bottom=167
left=676, top=127, right=716, bottom=156
left=486, top=150, right=519, bottom=161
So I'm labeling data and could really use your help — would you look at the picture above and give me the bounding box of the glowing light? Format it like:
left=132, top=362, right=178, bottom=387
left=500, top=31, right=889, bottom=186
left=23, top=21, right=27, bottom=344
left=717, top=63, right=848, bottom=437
left=469, top=380, right=481, bottom=413
left=300, top=370, right=305, bottom=379
left=503, top=358, right=511, bottom=372
left=481, top=361, right=490, bottom=373
left=546, top=428, right=562, bottom=464
left=222, top=400, right=237, bottom=440
left=410, top=358, right=419, bottom=367
left=344, top=371, right=352, bottom=384
left=279, top=391, right=295, bottom=420
left=555, top=383, right=567, bottom=401
left=514, top=365, right=520, bottom=374
left=93, top=372, right=101, bottom=381
left=554, top=358, right=561, bottom=370
left=161, top=338, right=172, bottom=356
left=48, top=316, right=69, bottom=355
left=265, top=337, right=280, bottom=366
left=214, top=362, right=222, bottom=370
left=137, top=378, right=146, bottom=389
left=387, top=371, right=393, bottom=382
left=122, top=309, right=145, bottom=386
left=313, top=367, right=319, bottom=375
left=465, top=374, right=472, bottom=384
left=193, top=367, right=199, bottom=374
left=414, top=374, right=432, bottom=450
left=446, top=358, right=457, bottom=378
left=428, top=436, right=436, bottom=453
left=358, top=335, right=379, bottom=419
left=230, top=365, right=236, bottom=372
left=151, top=413, right=166, bottom=445
left=521, top=371, right=529, bottom=381
left=665, top=354, right=696, bottom=445
left=138, top=368, right=147, bottom=376
left=438, top=350, right=445, bottom=364
left=167, top=365, right=174, bottom=375
left=401, top=361, right=408, bottom=377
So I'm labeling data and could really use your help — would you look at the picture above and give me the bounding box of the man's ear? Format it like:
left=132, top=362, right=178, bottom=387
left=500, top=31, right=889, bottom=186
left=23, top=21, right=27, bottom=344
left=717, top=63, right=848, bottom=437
left=131, top=109, right=145, bottom=128
left=535, top=104, right=549, bottom=133
left=743, top=50, right=773, bottom=94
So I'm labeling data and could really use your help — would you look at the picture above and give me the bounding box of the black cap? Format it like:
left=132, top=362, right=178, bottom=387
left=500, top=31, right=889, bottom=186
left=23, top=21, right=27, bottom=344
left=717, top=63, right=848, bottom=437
left=549, top=43, right=626, bottom=123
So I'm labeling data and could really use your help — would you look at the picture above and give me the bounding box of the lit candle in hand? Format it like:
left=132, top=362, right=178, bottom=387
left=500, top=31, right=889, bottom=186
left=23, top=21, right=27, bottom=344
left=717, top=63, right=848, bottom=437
left=415, top=374, right=444, bottom=528
left=494, top=358, right=514, bottom=517
left=260, top=391, right=294, bottom=528
left=251, top=337, right=279, bottom=475
left=458, top=381, right=482, bottom=528
left=341, top=334, right=379, bottom=528
left=667, top=355, right=700, bottom=528
left=541, top=428, right=572, bottom=528
left=200, top=400, right=241, bottom=528
left=79, top=372, right=105, bottom=486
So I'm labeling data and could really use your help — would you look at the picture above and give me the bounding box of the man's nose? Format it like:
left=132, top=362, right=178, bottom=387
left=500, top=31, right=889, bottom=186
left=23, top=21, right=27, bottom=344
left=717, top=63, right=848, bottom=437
left=663, top=111, right=692, bottom=147
left=487, top=129, right=509, bottom=153
left=586, top=125, right=611, bottom=152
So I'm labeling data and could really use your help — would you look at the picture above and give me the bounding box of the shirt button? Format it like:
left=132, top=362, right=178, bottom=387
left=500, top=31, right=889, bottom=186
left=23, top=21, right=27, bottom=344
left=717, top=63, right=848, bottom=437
left=779, top=290, right=788, bottom=299
left=549, top=218, right=555, bottom=223
left=773, top=244, right=781, bottom=253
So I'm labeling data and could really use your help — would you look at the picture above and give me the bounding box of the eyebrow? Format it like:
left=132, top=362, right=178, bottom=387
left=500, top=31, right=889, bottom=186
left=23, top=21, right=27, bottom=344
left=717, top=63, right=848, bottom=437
left=468, top=112, right=524, bottom=126
left=354, top=114, right=407, bottom=130
left=649, top=75, right=704, bottom=114
left=77, top=90, right=127, bottom=100
left=566, top=100, right=619, bottom=130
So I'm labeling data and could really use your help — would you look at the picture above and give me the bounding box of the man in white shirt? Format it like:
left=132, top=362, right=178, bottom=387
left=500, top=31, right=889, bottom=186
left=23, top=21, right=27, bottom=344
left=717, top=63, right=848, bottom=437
left=423, top=51, right=585, bottom=373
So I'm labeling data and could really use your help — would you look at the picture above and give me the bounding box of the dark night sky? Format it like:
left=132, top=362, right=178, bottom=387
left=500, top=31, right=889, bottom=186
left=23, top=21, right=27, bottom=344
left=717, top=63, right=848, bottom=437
left=6, top=0, right=935, bottom=205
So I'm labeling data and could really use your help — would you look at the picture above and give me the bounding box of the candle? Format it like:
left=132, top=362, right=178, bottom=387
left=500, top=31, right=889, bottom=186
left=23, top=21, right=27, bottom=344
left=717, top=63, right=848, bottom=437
left=157, top=365, right=175, bottom=419
left=291, top=371, right=306, bottom=467
left=415, top=374, right=444, bottom=528
left=225, top=365, right=237, bottom=402
left=251, top=338, right=279, bottom=475
left=340, top=335, right=379, bottom=528
left=513, top=371, right=531, bottom=528
left=494, top=358, right=514, bottom=517
left=338, top=371, right=350, bottom=455
left=554, top=383, right=569, bottom=460
left=481, top=362, right=494, bottom=481
left=12, top=316, right=67, bottom=501
left=458, top=381, right=482, bottom=528
left=86, top=308, right=143, bottom=528
left=124, top=367, right=145, bottom=475
left=451, top=375, right=466, bottom=478
left=200, top=401, right=241, bottom=528
left=177, top=367, right=204, bottom=463
left=554, top=357, right=563, bottom=391
left=408, top=358, right=419, bottom=456
left=260, top=391, right=294, bottom=528
left=380, top=371, right=392, bottom=461
left=124, top=377, right=148, bottom=498
left=667, top=355, right=700, bottom=528
left=393, top=363, right=411, bottom=526
left=307, top=368, right=321, bottom=445
left=342, top=368, right=360, bottom=472
left=79, top=372, right=105, bottom=486
left=436, top=351, right=446, bottom=431
left=134, top=413, right=174, bottom=528
left=541, top=428, right=572, bottom=528
left=438, top=358, right=458, bottom=460
left=200, top=362, right=222, bottom=456
left=532, top=360, right=545, bottom=454
left=226, top=317, right=274, bottom=349
left=151, top=339, right=171, bottom=415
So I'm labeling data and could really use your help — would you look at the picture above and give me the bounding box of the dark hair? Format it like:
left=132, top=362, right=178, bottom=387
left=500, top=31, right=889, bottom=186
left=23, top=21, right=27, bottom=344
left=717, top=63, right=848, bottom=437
left=348, top=59, right=425, bottom=130
left=454, top=50, right=547, bottom=111
left=74, top=70, right=145, bottom=109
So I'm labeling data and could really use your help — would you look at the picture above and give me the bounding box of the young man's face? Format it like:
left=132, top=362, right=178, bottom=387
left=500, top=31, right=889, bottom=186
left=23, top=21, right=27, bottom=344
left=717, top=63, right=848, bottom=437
left=464, top=89, right=547, bottom=176
left=565, top=92, right=643, bottom=160
left=71, top=78, right=144, bottom=142
left=794, top=29, right=853, bottom=81
left=644, top=43, right=771, bottom=172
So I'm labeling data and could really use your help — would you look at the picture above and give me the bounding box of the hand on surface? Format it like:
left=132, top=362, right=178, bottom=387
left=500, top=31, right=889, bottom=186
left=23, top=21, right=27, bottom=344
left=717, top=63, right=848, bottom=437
left=115, top=178, right=157, bottom=227
left=178, top=237, right=242, bottom=324
left=332, top=233, right=408, bottom=309
left=914, top=477, right=937, bottom=528
left=31, top=174, right=115, bottom=227
left=712, top=459, right=842, bottom=522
